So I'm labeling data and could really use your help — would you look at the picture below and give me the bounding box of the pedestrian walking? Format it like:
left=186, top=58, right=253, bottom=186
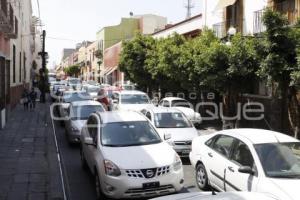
left=96, top=88, right=110, bottom=111
left=21, top=88, right=29, bottom=110
left=29, top=88, right=37, bottom=110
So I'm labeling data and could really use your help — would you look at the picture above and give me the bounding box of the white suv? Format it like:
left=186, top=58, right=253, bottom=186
left=80, top=111, right=184, bottom=199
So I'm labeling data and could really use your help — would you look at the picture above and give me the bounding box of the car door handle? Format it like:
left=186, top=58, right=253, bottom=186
left=208, top=152, right=213, bottom=157
left=228, top=166, right=234, bottom=172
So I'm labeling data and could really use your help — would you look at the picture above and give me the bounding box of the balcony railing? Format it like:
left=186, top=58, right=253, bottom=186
left=0, top=0, right=8, bottom=17
left=253, top=9, right=266, bottom=34
left=213, top=21, right=227, bottom=39
left=273, top=0, right=298, bottom=25
left=212, top=20, right=242, bottom=39
left=1, top=4, right=17, bottom=38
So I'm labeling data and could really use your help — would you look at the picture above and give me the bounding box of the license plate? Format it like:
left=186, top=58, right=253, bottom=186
left=182, top=149, right=190, bottom=154
left=143, top=182, right=160, bottom=189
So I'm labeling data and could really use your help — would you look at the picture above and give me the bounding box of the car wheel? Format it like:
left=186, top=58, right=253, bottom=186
left=196, top=163, right=210, bottom=191
left=95, top=172, right=105, bottom=200
left=80, top=148, right=88, bottom=170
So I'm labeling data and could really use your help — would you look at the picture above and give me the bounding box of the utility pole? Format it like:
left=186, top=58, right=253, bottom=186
left=38, top=30, right=48, bottom=103
left=185, top=0, right=194, bottom=19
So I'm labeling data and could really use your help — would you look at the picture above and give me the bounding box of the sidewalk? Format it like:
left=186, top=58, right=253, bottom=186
left=0, top=100, right=64, bottom=200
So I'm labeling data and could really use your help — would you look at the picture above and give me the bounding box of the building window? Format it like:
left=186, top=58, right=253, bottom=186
left=19, top=52, right=21, bottom=82
left=13, top=45, right=16, bottom=83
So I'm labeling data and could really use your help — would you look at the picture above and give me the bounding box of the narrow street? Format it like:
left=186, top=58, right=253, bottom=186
left=52, top=113, right=215, bottom=199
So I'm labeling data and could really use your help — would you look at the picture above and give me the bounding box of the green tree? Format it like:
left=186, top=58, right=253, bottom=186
left=258, top=9, right=300, bottom=137
left=119, top=33, right=157, bottom=92
left=191, top=30, right=260, bottom=127
left=64, top=65, right=81, bottom=77
left=146, top=33, right=189, bottom=94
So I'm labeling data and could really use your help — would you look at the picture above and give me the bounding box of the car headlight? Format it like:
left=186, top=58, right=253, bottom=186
left=173, top=154, right=182, bottom=171
left=104, top=160, right=121, bottom=177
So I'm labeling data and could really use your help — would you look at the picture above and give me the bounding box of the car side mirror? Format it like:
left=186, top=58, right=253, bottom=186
left=84, top=137, right=96, bottom=147
left=238, top=166, right=255, bottom=175
left=164, top=133, right=172, bottom=140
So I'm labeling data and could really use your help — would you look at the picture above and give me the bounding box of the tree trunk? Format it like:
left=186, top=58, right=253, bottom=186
left=280, top=80, right=290, bottom=135
left=288, top=86, right=300, bottom=139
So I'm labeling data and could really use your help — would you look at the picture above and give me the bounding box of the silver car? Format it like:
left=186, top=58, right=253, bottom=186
left=58, top=91, right=92, bottom=119
left=64, top=101, right=105, bottom=144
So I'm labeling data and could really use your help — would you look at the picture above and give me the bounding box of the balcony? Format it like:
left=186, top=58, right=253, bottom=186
left=253, top=9, right=266, bottom=34
left=212, top=20, right=243, bottom=39
left=0, top=0, right=10, bottom=31
left=213, top=21, right=227, bottom=39
left=0, top=3, right=17, bottom=38
left=273, top=0, right=298, bottom=25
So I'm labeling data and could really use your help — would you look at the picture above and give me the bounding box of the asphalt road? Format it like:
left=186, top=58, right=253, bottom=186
left=53, top=118, right=215, bottom=200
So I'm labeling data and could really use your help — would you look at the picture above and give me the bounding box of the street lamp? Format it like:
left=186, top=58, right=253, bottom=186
left=226, top=26, right=237, bottom=46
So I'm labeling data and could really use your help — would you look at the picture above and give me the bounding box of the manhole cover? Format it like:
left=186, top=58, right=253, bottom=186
left=21, top=138, right=34, bottom=143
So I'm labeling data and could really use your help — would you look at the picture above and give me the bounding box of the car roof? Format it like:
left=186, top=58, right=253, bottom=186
left=97, top=111, right=147, bottom=124
left=216, top=128, right=299, bottom=144
left=144, top=107, right=184, bottom=114
left=162, top=97, right=187, bottom=101
left=71, top=100, right=101, bottom=106
left=115, top=90, right=147, bottom=95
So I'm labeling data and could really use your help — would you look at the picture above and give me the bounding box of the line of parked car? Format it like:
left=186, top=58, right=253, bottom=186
left=49, top=78, right=300, bottom=200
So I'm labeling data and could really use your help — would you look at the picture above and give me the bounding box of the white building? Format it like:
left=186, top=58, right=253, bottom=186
left=201, top=0, right=268, bottom=38
left=9, top=0, right=42, bottom=107
left=152, top=14, right=203, bottom=39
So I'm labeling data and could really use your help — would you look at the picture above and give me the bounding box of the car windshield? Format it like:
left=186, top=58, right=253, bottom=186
left=154, top=112, right=192, bottom=128
left=171, top=99, right=191, bottom=108
left=101, top=121, right=162, bottom=147
left=71, top=105, right=104, bottom=120
left=69, top=79, right=80, bottom=84
left=255, top=142, right=300, bottom=178
left=63, top=93, right=91, bottom=103
left=121, top=94, right=150, bottom=104
left=87, top=87, right=100, bottom=93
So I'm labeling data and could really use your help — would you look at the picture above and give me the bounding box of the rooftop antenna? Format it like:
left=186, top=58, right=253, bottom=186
left=129, top=12, right=134, bottom=17
left=184, top=0, right=195, bottom=19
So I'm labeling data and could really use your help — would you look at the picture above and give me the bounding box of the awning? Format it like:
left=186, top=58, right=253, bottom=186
left=214, top=0, right=237, bottom=11
left=100, top=66, right=118, bottom=76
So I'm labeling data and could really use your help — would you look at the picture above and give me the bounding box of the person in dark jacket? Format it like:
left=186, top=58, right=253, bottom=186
left=28, top=88, right=37, bottom=110
left=21, top=88, right=29, bottom=110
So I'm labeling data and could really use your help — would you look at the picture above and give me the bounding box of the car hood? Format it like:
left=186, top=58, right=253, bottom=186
left=89, top=92, right=98, bottom=97
left=102, top=142, right=175, bottom=169
left=264, top=178, right=300, bottom=200
left=156, top=127, right=198, bottom=142
left=119, top=104, right=154, bottom=112
left=71, top=120, right=86, bottom=131
left=174, top=107, right=195, bottom=118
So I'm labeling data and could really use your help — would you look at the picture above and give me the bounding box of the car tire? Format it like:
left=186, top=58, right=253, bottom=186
left=80, top=148, right=88, bottom=170
left=95, top=172, right=105, bottom=200
left=195, top=163, right=210, bottom=191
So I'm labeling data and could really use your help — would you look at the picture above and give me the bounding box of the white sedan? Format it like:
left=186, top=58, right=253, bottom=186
left=141, top=107, right=198, bottom=157
left=158, top=97, right=202, bottom=126
left=189, top=128, right=300, bottom=200
left=111, top=90, right=154, bottom=112
left=80, top=111, right=184, bottom=199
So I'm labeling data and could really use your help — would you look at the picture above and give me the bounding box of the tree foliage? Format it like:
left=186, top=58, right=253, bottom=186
left=119, top=33, right=157, bottom=91
left=64, top=65, right=81, bottom=77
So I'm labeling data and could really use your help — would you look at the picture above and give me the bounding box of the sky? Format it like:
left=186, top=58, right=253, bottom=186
left=32, top=0, right=203, bottom=69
